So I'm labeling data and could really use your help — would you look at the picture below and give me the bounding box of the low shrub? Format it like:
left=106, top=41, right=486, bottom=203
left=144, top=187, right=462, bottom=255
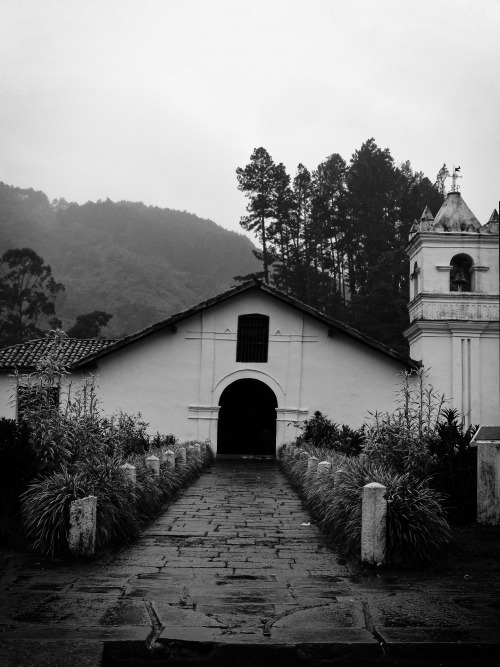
left=22, top=468, right=91, bottom=556
left=280, top=445, right=450, bottom=567
left=295, top=411, right=364, bottom=456
left=361, top=413, right=439, bottom=480
left=21, top=445, right=213, bottom=557
left=431, top=408, right=477, bottom=523
left=15, top=338, right=213, bottom=557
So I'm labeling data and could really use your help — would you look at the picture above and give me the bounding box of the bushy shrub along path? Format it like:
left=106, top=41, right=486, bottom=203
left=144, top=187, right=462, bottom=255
left=0, top=460, right=498, bottom=666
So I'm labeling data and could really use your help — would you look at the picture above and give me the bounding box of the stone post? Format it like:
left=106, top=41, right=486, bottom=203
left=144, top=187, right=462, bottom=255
left=300, top=451, right=309, bottom=462
left=294, top=448, right=303, bottom=459
left=146, top=455, right=160, bottom=478
left=307, top=456, right=319, bottom=475
left=361, top=482, right=387, bottom=565
left=334, top=468, right=345, bottom=488
left=68, top=496, right=97, bottom=557
left=186, top=444, right=195, bottom=457
left=178, top=446, right=187, bottom=464
left=162, top=449, right=176, bottom=468
left=477, top=441, right=500, bottom=525
left=120, top=463, right=136, bottom=485
left=194, top=443, right=202, bottom=457
left=317, top=461, right=332, bottom=475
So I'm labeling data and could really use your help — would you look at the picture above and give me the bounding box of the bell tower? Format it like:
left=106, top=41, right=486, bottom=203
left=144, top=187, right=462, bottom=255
left=404, top=192, right=499, bottom=424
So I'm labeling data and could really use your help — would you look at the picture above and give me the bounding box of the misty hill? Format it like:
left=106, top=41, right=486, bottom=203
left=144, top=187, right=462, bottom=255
left=0, top=183, right=260, bottom=336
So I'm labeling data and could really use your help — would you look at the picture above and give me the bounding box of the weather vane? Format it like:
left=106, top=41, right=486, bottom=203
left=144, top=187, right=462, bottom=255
left=450, top=165, right=462, bottom=192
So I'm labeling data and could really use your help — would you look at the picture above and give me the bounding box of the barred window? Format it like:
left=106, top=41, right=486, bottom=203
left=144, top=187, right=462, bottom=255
left=236, top=314, right=269, bottom=363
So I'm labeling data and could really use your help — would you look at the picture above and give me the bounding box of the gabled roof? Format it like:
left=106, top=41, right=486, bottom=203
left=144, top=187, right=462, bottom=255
left=70, top=280, right=417, bottom=369
left=0, top=337, right=118, bottom=371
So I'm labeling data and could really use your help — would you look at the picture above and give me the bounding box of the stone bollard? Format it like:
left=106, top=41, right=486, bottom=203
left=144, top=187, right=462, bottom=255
left=477, top=440, right=500, bottom=525
left=334, top=468, right=345, bottom=488
left=300, top=451, right=309, bottom=462
left=307, top=456, right=319, bottom=475
left=178, top=446, right=187, bottom=464
left=361, top=482, right=387, bottom=565
left=294, top=448, right=303, bottom=459
left=121, top=463, right=136, bottom=485
left=146, top=455, right=160, bottom=477
left=162, top=449, right=176, bottom=468
left=68, top=496, right=97, bottom=557
left=317, top=460, right=332, bottom=476
left=194, top=443, right=202, bottom=457
left=186, top=444, right=195, bottom=457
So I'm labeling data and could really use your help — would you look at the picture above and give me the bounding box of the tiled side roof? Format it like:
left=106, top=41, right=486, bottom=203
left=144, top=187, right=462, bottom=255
left=0, top=338, right=118, bottom=371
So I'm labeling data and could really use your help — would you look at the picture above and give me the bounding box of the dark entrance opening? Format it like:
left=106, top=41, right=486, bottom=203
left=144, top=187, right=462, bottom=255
left=217, top=379, right=277, bottom=456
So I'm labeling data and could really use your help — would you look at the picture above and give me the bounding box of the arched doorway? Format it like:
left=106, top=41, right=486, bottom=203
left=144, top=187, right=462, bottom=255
left=217, top=379, right=277, bottom=456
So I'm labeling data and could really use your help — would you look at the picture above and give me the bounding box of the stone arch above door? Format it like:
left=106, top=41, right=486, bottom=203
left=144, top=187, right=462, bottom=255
left=213, top=369, right=285, bottom=406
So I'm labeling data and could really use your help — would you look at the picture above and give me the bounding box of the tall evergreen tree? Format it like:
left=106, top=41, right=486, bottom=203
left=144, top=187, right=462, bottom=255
left=235, top=141, right=443, bottom=352
left=236, top=148, right=278, bottom=284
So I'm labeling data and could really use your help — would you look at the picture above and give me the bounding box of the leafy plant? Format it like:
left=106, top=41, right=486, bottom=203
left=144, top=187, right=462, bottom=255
left=15, top=338, right=213, bottom=557
left=296, top=411, right=364, bottom=455
left=430, top=408, right=478, bottom=523
left=21, top=468, right=90, bottom=556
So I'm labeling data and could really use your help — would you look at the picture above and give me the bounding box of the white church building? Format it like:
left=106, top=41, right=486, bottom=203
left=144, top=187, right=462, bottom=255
left=0, top=191, right=498, bottom=455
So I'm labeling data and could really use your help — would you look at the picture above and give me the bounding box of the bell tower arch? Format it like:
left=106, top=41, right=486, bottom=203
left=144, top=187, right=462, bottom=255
left=404, top=192, right=499, bottom=425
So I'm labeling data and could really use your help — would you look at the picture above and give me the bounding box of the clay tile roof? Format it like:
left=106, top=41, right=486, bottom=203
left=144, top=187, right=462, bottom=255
left=0, top=337, right=118, bottom=371
left=433, top=192, right=481, bottom=231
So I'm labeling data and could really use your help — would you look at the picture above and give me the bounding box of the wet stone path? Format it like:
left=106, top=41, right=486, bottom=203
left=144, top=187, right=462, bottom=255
left=1, top=459, right=499, bottom=665
left=113, top=459, right=365, bottom=643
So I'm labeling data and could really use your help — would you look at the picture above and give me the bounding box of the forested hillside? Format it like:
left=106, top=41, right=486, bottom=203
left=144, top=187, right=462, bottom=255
left=0, top=183, right=260, bottom=337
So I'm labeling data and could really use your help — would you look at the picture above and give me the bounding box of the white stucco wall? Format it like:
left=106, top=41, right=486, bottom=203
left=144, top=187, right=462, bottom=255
left=2, top=283, right=497, bottom=449
left=62, top=290, right=405, bottom=451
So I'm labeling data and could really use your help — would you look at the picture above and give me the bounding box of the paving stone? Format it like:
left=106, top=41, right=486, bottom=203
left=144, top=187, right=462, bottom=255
left=2, top=459, right=498, bottom=663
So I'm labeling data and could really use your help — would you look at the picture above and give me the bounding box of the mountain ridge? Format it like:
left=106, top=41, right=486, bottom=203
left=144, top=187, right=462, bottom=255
left=0, top=182, right=260, bottom=337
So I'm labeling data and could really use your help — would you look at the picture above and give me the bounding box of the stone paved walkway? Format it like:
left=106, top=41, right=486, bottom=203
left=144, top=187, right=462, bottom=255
left=1, top=460, right=499, bottom=666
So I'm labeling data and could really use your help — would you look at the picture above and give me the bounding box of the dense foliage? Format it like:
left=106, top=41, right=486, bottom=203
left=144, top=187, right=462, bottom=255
left=1, top=337, right=211, bottom=555
left=0, top=182, right=260, bottom=339
left=279, top=370, right=478, bottom=567
left=237, top=141, right=445, bottom=352
left=295, top=411, right=364, bottom=456
left=0, top=247, right=65, bottom=346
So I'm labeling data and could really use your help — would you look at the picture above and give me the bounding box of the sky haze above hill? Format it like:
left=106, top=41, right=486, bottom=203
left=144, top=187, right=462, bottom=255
left=1, top=0, right=498, bottom=234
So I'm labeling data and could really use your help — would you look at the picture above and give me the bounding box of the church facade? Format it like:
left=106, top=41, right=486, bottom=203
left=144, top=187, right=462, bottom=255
left=0, top=191, right=498, bottom=455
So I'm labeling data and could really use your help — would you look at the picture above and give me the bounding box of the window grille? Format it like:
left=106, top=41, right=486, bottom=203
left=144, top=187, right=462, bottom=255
left=236, top=314, right=269, bottom=363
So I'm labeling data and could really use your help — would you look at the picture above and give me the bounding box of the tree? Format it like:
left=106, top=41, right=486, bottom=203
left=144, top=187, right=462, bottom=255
left=434, top=164, right=449, bottom=199
left=235, top=141, right=443, bottom=352
left=66, top=311, right=113, bottom=339
left=236, top=147, right=279, bottom=284
left=0, top=248, right=64, bottom=347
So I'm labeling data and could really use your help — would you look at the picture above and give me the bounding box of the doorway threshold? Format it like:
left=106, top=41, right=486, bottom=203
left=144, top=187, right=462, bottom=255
left=216, top=454, right=276, bottom=460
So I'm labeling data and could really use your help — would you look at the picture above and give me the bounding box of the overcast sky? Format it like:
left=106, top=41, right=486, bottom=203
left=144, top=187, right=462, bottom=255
left=1, top=0, right=499, bottom=236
